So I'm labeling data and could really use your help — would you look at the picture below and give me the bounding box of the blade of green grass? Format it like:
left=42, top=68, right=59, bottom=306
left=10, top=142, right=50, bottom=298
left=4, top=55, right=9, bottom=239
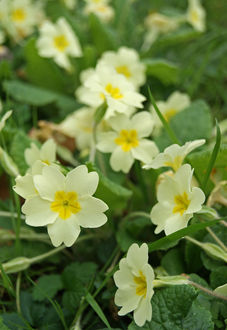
left=148, top=87, right=180, bottom=145
left=85, top=292, right=111, bottom=329
left=148, top=218, right=225, bottom=252
left=202, top=119, right=221, bottom=191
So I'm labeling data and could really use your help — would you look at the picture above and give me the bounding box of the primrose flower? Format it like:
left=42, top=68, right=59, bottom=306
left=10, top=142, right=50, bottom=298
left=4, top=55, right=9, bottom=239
left=186, top=0, right=206, bottom=32
left=143, top=139, right=205, bottom=172
left=25, top=139, right=56, bottom=168
left=59, top=107, right=95, bottom=151
left=114, top=243, right=154, bottom=327
left=37, top=17, right=82, bottom=71
left=98, top=47, right=146, bottom=89
left=63, top=0, right=77, bottom=9
left=143, top=12, right=179, bottom=49
left=3, top=0, right=44, bottom=42
left=84, top=0, right=114, bottom=22
left=97, top=112, right=159, bottom=173
left=21, top=165, right=108, bottom=247
left=80, top=64, right=145, bottom=119
left=150, top=164, right=205, bottom=235
left=150, top=91, right=190, bottom=135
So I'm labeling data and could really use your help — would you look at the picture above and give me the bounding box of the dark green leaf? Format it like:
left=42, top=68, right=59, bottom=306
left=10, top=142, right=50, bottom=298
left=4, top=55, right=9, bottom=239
left=10, top=130, right=31, bottom=175
left=86, top=292, right=111, bottom=329
left=33, top=275, right=63, bottom=302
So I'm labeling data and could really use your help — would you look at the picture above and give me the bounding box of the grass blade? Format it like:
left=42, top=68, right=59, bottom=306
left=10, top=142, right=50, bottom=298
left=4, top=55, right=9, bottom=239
left=148, top=87, right=180, bottom=145
left=148, top=218, right=225, bottom=252
left=202, top=119, right=221, bottom=191
left=85, top=292, right=111, bottom=329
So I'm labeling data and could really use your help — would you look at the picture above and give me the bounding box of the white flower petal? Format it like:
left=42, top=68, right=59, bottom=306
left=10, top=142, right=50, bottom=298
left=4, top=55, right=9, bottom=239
left=164, top=213, right=192, bottom=235
left=115, top=287, right=140, bottom=315
left=127, top=243, right=148, bottom=274
left=22, top=196, right=57, bottom=227
left=13, top=174, right=36, bottom=199
left=114, top=258, right=134, bottom=288
left=131, top=139, right=159, bottom=164
left=150, top=203, right=173, bottom=234
left=77, top=196, right=108, bottom=228
left=110, top=146, right=134, bottom=173
left=131, top=111, right=154, bottom=137
left=34, top=166, right=65, bottom=201
left=96, top=132, right=118, bottom=152
left=133, top=297, right=152, bottom=327
left=186, top=187, right=205, bottom=214
left=65, top=165, right=99, bottom=196
left=47, top=217, right=81, bottom=247
left=40, top=139, right=56, bottom=163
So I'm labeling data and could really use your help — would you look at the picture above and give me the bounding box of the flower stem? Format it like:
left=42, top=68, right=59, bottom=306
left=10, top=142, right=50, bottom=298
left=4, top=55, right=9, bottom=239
left=189, top=280, right=227, bottom=301
left=16, top=272, right=21, bottom=314
left=206, top=226, right=227, bottom=252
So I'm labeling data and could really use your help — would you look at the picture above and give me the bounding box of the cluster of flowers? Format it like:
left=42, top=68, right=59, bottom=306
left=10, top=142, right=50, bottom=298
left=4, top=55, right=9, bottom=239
left=0, top=0, right=113, bottom=48
left=144, top=0, right=206, bottom=49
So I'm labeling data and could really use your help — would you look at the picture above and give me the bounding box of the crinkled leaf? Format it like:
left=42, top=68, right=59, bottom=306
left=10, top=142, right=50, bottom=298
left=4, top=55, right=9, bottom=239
left=33, top=275, right=63, bottom=302
left=154, top=100, right=212, bottom=150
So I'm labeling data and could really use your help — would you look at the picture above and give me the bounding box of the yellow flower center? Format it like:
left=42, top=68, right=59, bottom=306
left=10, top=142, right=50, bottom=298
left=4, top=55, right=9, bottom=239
left=11, top=8, right=26, bottom=22
left=105, top=83, right=123, bottom=99
left=191, top=10, right=199, bottom=22
left=134, top=271, right=147, bottom=297
left=115, top=129, right=139, bottom=152
left=116, top=65, right=131, bottom=78
left=163, top=108, right=177, bottom=122
left=173, top=192, right=190, bottom=215
left=54, top=35, right=69, bottom=52
left=164, top=155, right=183, bottom=172
left=51, top=191, right=81, bottom=220
left=42, top=160, right=50, bottom=165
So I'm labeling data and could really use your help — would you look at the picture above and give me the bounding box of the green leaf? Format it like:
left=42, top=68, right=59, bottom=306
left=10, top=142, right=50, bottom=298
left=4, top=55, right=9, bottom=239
left=145, top=59, right=179, bottom=84
left=202, top=120, right=221, bottom=190
left=188, top=144, right=227, bottom=191
left=24, top=38, right=66, bottom=92
left=10, top=130, right=31, bottom=175
left=3, top=80, right=79, bottom=112
left=129, top=285, right=198, bottom=330
left=116, top=216, right=152, bottom=252
left=89, top=14, right=118, bottom=54
left=155, top=100, right=213, bottom=150
left=148, top=219, right=221, bottom=252
left=182, top=301, right=214, bottom=330
left=85, top=292, right=111, bottom=329
left=33, top=275, right=63, bottom=302
left=0, top=316, right=10, bottom=330
left=210, top=266, right=227, bottom=290
left=1, top=313, right=28, bottom=330
left=161, top=248, right=185, bottom=275
left=62, top=262, right=97, bottom=290
left=87, top=162, right=132, bottom=212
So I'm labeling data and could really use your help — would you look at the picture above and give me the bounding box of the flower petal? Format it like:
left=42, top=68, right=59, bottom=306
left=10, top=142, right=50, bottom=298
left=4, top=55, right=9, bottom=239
left=65, top=165, right=99, bottom=196
left=164, top=213, right=192, bottom=235
left=96, top=132, right=118, bottom=152
left=115, top=287, right=140, bottom=315
left=22, top=196, right=57, bottom=227
left=131, top=111, right=154, bottom=138
left=131, top=139, right=159, bottom=164
left=133, top=297, right=152, bottom=327
left=127, top=243, right=148, bottom=274
left=186, top=187, right=205, bottom=214
left=114, top=258, right=134, bottom=289
left=76, top=196, right=108, bottom=228
left=34, top=166, right=65, bottom=201
left=110, top=146, right=134, bottom=173
left=47, top=217, right=81, bottom=247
